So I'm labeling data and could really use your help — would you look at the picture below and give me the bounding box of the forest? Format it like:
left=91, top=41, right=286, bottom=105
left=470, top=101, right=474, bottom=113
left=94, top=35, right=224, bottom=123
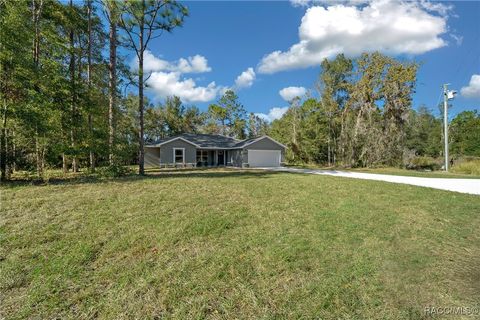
left=1, top=0, right=479, bottom=181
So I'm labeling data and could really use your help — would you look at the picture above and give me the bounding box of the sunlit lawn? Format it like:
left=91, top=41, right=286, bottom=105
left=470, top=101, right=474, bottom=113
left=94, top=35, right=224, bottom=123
left=1, top=169, right=479, bottom=319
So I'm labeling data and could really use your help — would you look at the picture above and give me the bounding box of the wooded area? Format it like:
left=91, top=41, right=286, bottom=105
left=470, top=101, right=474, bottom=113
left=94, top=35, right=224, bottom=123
left=1, top=0, right=479, bottom=181
left=270, top=53, right=480, bottom=168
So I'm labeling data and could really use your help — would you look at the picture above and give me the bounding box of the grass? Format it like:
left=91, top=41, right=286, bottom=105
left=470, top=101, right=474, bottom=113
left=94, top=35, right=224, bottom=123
left=1, top=168, right=480, bottom=319
left=451, top=159, right=480, bottom=176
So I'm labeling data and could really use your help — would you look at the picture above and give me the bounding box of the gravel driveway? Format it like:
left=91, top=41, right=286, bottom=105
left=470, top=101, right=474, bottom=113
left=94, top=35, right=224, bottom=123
left=259, top=167, right=480, bottom=195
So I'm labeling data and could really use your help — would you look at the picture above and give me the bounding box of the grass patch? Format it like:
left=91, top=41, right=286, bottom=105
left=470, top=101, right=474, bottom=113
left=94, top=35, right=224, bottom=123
left=1, top=169, right=479, bottom=319
left=451, top=159, right=480, bottom=176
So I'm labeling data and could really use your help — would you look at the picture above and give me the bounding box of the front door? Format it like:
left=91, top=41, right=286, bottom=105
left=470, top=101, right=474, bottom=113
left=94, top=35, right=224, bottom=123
left=217, top=150, right=224, bottom=166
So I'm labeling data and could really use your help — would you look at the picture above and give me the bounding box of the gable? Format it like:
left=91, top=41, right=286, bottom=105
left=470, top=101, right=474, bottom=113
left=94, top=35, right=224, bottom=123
left=155, top=137, right=199, bottom=148
left=243, top=136, right=286, bottom=150
left=159, top=138, right=198, bottom=149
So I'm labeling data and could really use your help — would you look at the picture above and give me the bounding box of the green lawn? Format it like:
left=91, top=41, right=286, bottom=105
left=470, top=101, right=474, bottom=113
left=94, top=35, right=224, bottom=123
left=1, top=169, right=479, bottom=319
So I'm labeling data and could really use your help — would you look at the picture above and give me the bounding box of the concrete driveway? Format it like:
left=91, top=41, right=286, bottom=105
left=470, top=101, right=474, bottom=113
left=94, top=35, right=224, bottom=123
left=258, top=167, right=480, bottom=195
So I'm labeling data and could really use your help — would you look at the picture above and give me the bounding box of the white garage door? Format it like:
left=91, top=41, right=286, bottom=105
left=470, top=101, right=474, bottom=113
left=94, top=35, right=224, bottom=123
left=248, top=150, right=281, bottom=167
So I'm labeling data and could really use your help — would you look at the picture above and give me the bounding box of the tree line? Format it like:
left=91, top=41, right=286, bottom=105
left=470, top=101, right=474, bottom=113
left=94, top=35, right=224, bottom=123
left=1, top=1, right=478, bottom=181
left=270, top=53, right=480, bottom=168
left=0, top=0, right=260, bottom=180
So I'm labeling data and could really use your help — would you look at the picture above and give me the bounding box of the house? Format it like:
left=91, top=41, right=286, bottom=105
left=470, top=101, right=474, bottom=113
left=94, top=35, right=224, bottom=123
left=145, top=133, right=286, bottom=168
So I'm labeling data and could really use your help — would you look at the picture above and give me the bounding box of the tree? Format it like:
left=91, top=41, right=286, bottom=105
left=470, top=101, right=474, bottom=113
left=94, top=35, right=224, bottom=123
left=405, top=106, right=442, bottom=157
left=208, top=103, right=228, bottom=135
left=102, top=0, right=119, bottom=165
left=247, top=113, right=268, bottom=138
left=207, top=90, right=246, bottom=138
left=86, top=0, right=94, bottom=171
left=340, top=52, right=417, bottom=167
left=317, top=54, right=352, bottom=166
left=119, top=0, right=188, bottom=175
left=0, top=0, right=32, bottom=180
left=450, top=110, right=480, bottom=157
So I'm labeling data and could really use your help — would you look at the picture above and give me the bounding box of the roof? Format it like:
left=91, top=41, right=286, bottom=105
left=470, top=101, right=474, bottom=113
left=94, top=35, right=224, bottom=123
left=146, top=133, right=286, bottom=149
left=148, top=133, right=241, bottom=148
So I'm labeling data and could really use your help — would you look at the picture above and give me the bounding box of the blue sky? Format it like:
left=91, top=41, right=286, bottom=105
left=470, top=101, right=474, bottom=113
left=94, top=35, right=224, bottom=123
left=138, top=0, right=480, bottom=121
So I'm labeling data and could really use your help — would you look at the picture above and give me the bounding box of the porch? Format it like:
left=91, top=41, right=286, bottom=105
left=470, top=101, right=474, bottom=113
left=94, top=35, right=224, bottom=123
left=195, top=149, right=228, bottom=167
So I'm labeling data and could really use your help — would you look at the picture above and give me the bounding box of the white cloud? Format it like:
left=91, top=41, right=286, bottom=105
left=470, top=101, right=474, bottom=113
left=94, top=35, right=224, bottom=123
left=234, top=67, right=256, bottom=89
left=419, top=0, right=453, bottom=16
left=290, top=0, right=311, bottom=7
left=147, top=71, right=224, bottom=103
left=290, top=0, right=368, bottom=7
left=450, top=34, right=463, bottom=46
left=142, top=50, right=170, bottom=72
left=259, top=0, right=448, bottom=74
left=175, top=55, right=212, bottom=74
left=137, top=50, right=212, bottom=74
left=255, top=107, right=290, bottom=122
left=461, top=74, right=480, bottom=99
left=131, top=51, right=221, bottom=102
left=279, top=86, right=306, bottom=101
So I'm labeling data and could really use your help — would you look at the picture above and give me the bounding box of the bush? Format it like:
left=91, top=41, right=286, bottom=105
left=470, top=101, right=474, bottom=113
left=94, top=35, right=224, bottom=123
left=97, top=164, right=132, bottom=178
left=405, top=156, right=441, bottom=171
left=451, top=159, right=480, bottom=175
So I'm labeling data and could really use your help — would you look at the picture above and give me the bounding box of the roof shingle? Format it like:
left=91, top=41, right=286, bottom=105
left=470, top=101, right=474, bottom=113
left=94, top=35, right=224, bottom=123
left=150, top=133, right=242, bottom=148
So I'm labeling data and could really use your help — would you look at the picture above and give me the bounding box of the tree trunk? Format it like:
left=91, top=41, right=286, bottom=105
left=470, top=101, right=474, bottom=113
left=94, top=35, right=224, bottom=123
left=108, top=5, right=117, bottom=166
left=87, top=0, right=94, bottom=171
left=62, top=153, right=67, bottom=174
left=32, top=0, right=43, bottom=178
left=138, top=0, right=145, bottom=175
left=69, top=0, right=78, bottom=173
left=12, top=128, right=16, bottom=172
left=1, top=102, right=7, bottom=181
left=35, top=128, right=42, bottom=178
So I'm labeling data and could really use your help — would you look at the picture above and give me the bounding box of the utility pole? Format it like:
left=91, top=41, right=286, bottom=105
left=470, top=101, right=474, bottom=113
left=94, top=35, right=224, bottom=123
left=442, top=84, right=457, bottom=172
left=443, top=84, right=449, bottom=172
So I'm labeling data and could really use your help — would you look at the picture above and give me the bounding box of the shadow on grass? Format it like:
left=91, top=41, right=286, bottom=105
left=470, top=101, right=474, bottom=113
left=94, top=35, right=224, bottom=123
left=2, top=168, right=284, bottom=188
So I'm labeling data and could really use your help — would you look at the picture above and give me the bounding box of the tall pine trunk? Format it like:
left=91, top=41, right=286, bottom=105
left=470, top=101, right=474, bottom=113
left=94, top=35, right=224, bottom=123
left=69, top=0, right=78, bottom=172
left=108, top=3, right=117, bottom=166
left=87, top=0, right=94, bottom=171
left=138, top=0, right=145, bottom=175
left=32, top=0, right=43, bottom=178
left=1, top=101, right=7, bottom=181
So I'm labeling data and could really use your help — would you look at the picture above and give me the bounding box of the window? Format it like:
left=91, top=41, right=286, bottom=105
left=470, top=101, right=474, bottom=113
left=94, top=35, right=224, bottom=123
left=173, top=148, right=184, bottom=163
left=196, top=150, right=208, bottom=166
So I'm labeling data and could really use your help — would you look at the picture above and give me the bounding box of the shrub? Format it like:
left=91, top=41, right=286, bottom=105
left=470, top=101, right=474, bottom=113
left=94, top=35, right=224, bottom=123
left=451, top=159, right=480, bottom=175
left=97, top=164, right=132, bottom=178
left=405, top=156, right=441, bottom=171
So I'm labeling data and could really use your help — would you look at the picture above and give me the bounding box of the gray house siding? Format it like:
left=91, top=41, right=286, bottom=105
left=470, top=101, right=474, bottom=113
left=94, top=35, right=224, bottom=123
left=245, top=138, right=285, bottom=163
left=245, top=138, right=284, bottom=150
left=145, top=135, right=285, bottom=167
left=159, top=139, right=196, bottom=164
left=145, top=147, right=160, bottom=167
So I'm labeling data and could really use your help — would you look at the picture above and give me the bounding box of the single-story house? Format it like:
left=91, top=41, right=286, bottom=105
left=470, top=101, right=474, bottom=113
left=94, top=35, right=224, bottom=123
left=145, top=133, right=286, bottom=168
